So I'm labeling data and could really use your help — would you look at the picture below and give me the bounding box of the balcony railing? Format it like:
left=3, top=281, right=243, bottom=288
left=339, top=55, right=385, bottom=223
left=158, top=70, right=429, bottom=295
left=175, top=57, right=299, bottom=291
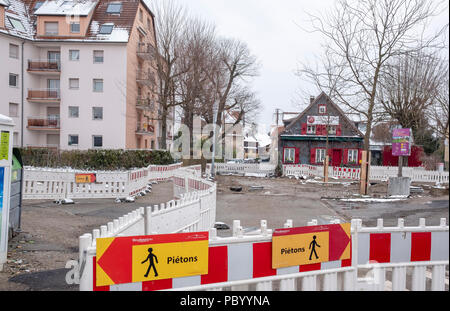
left=28, top=60, right=61, bottom=72
left=27, top=116, right=60, bottom=130
left=136, top=70, right=156, bottom=86
left=136, top=123, right=155, bottom=134
left=137, top=42, right=156, bottom=58
left=136, top=97, right=155, bottom=110
left=27, top=89, right=60, bottom=102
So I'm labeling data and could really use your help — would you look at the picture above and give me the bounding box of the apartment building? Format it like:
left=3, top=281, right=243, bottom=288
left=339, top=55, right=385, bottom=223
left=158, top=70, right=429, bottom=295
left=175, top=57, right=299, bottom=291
left=0, top=0, right=173, bottom=150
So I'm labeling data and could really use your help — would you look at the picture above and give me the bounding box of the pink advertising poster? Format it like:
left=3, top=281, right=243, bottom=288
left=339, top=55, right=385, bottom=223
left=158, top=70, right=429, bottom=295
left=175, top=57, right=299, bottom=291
left=392, top=128, right=411, bottom=156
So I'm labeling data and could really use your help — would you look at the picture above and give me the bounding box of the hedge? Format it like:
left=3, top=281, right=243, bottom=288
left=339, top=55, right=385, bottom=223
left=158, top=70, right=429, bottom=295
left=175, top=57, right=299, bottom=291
left=18, top=148, right=174, bottom=170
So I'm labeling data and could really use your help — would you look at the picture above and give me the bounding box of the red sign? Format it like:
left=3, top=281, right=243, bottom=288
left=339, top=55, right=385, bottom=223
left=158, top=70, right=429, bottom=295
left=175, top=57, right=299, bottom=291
left=308, top=116, right=315, bottom=124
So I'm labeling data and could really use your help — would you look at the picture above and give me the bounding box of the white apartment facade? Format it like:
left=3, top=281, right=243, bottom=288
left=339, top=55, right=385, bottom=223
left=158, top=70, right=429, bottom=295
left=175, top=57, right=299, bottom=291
left=1, top=0, right=172, bottom=150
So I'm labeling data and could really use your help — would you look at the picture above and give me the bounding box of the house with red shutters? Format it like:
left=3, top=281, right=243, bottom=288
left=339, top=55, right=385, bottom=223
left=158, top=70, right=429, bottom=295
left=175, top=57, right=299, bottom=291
left=279, top=92, right=364, bottom=166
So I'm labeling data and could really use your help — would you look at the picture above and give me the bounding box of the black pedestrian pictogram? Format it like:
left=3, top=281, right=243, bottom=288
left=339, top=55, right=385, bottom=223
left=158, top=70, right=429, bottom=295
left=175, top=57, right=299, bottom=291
left=309, top=236, right=321, bottom=260
left=142, top=248, right=159, bottom=277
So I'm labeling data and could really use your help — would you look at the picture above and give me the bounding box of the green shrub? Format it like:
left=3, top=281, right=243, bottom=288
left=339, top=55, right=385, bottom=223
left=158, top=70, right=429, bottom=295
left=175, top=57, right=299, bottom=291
left=19, top=148, right=174, bottom=170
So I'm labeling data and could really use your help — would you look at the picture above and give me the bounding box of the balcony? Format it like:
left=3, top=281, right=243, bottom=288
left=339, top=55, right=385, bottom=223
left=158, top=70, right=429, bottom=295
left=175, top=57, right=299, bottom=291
left=27, top=89, right=60, bottom=103
left=27, top=60, right=61, bottom=75
left=136, top=69, right=156, bottom=86
left=27, top=117, right=60, bottom=131
left=136, top=97, right=155, bottom=110
left=137, top=42, right=156, bottom=60
left=136, top=123, right=155, bottom=135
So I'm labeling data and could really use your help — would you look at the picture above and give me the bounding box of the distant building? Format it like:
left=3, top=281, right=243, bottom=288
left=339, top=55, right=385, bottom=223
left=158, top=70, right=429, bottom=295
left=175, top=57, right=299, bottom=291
left=0, top=0, right=169, bottom=150
left=279, top=92, right=364, bottom=166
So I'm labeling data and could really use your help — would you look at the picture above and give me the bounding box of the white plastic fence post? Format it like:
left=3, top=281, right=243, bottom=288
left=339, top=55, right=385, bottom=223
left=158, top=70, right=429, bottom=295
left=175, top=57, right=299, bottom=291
left=260, top=220, right=268, bottom=236
left=431, top=265, right=446, bottom=291
left=411, top=265, right=426, bottom=291
left=233, top=220, right=241, bottom=237
left=323, top=272, right=338, bottom=291
left=301, top=275, right=317, bottom=291
left=377, top=218, right=383, bottom=230
left=79, top=234, right=92, bottom=291
left=419, top=218, right=426, bottom=228
left=144, top=206, right=152, bottom=235
left=392, top=266, right=407, bottom=291
left=255, top=281, right=273, bottom=291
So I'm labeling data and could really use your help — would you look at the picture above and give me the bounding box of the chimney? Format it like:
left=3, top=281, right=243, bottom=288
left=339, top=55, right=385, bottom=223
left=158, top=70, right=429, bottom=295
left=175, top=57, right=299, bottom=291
left=310, top=96, right=315, bottom=104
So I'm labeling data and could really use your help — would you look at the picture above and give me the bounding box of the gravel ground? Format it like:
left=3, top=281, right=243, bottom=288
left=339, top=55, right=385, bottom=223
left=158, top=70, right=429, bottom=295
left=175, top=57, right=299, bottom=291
left=0, top=175, right=447, bottom=291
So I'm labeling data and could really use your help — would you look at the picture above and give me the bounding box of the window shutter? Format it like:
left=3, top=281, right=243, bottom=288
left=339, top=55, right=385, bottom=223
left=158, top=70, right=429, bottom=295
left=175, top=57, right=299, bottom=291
left=295, top=148, right=300, bottom=164
left=358, top=149, right=363, bottom=165
left=310, top=148, right=316, bottom=164
left=301, top=123, right=307, bottom=135
left=337, top=124, right=342, bottom=136
left=343, top=149, right=349, bottom=165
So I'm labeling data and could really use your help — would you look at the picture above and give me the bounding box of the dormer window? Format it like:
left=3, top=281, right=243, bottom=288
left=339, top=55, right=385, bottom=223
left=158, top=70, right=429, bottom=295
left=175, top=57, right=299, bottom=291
left=44, top=21, right=58, bottom=35
left=99, top=24, right=113, bottom=34
left=33, top=1, right=44, bottom=12
left=7, top=16, right=26, bottom=32
left=106, top=2, right=122, bottom=14
left=318, top=104, right=327, bottom=114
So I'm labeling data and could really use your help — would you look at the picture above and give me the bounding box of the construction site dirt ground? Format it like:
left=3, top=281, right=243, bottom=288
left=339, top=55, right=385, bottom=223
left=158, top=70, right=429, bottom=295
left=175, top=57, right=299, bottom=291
left=0, top=175, right=448, bottom=291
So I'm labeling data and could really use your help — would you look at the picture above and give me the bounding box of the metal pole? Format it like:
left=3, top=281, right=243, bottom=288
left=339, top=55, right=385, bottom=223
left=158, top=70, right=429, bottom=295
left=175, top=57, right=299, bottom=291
left=211, top=103, right=218, bottom=178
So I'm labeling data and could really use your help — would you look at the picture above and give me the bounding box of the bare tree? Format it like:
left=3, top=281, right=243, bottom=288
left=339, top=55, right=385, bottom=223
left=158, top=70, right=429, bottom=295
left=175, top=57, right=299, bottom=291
left=297, top=0, right=447, bottom=151
left=150, top=0, right=190, bottom=150
left=428, top=66, right=449, bottom=143
left=378, top=52, right=448, bottom=133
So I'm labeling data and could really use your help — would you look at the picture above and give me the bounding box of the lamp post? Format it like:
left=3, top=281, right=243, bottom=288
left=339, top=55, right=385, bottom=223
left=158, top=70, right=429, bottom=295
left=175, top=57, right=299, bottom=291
left=210, top=102, right=218, bottom=178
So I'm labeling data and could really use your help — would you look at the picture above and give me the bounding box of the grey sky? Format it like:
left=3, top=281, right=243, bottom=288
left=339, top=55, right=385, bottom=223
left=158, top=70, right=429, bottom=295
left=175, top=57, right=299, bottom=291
left=152, top=0, right=449, bottom=131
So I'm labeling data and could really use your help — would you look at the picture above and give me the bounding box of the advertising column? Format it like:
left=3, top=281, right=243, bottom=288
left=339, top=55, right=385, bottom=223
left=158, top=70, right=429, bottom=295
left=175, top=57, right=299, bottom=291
left=0, top=115, right=14, bottom=271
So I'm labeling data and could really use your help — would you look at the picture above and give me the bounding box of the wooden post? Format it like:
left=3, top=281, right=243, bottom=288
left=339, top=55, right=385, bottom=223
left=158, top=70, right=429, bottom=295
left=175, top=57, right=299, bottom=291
left=360, top=150, right=367, bottom=195
left=324, top=155, right=329, bottom=183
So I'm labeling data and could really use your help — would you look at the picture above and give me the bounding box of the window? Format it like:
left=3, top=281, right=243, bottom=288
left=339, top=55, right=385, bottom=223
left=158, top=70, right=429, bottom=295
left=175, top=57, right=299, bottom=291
left=348, top=149, right=358, bottom=164
left=44, top=22, right=58, bottom=35
left=93, top=50, right=104, bottom=63
left=307, top=125, right=316, bottom=134
left=328, top=125, right=337, bottom=135
left=70, top=22, right=80, bottom=33
left=99, top=24, right=114, bottom=34
left=318, top=104, right=327, bottom=114
left=7, top=17, right=26, bottom=32
left=33, top=1, right=44, bottom=12
left=69, top=50, right=80, bottom=61
left=151, top=140, right=155, bottom=150
left=9, top=103, right=19, bottom=117
left=9, top=44, right=19, bottom=59
left=139, top=9, right=143, bottom=22
left=93, top=79, right=103, bottom=92
left=147, top=18, right=151, bottom=29
left=9, top=73, right=18, bottom=87
left=283, top=148, right=295, bottom=164
left=93, top=135, right=103, bottom=148
left=68, top=106, right=79, bottom=118
left=68, top=135, right=79, bottom=146
left=106, top=2, right=122, bottom=14
left=315, top=148, right=326, bottom=164
left=69, top=78, right=79, bottom=89
left=92, top=107, right=103, bottom=120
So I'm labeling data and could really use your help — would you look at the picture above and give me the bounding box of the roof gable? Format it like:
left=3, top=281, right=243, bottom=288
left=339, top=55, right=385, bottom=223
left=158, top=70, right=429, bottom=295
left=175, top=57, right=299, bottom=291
left=283, top=92, right=364, bottom=137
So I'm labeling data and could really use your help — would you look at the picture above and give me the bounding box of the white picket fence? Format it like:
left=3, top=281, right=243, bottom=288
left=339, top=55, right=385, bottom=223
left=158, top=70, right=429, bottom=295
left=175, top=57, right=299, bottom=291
left=214, top=163, right=276, bottom=176
left=78, top=166, right=216, bottom=291
left=283, top=164, right=449, bottom=183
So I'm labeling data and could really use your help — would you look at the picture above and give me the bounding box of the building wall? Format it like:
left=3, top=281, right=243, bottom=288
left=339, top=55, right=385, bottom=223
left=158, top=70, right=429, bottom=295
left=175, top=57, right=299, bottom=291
left=58, top=42, right=128, bottom=150
left=35, top=12, right=94, bottom=37
left=0, top=6, right=5, bottom=29
left=125, top=1, right=158, bottom=149
left=0, top=33, right=23, bottom=146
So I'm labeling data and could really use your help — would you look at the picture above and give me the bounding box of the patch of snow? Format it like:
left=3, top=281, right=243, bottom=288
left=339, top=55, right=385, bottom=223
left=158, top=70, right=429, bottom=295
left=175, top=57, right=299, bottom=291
left=34, top=0, right=98, bottom=16
left=339, top=197, right=408, bottom=203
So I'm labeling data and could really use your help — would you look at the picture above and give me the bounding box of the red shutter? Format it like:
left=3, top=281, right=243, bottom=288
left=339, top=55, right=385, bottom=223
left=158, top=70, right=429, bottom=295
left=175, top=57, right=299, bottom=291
left=301, top=123, right=307, bottom=135
left=310, top=148, right=316, bottom=164
left=343, top=149, right=349, bottom=165
left=337, top=125, right=342, bottom=136
left=358, top=149, right=363, bottom=166
left=295, top=148, right=300, bottom=164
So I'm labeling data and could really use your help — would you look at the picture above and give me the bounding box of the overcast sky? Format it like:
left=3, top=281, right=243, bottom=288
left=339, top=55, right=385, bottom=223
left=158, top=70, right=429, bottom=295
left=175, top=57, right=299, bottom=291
left=150, top=0, right=449, bottom=133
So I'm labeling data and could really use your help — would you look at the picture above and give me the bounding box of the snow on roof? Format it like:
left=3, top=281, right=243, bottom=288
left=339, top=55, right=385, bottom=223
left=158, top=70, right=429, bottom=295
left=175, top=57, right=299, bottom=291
left=0, top=0, right=10, bottom=7
left=88, top=20, right=129, bottom=42
left=34, top=0, right=98, bottom=16
left=1, top=0, right=34, bottom=39
left=255, top=132, right=271, bottom=147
